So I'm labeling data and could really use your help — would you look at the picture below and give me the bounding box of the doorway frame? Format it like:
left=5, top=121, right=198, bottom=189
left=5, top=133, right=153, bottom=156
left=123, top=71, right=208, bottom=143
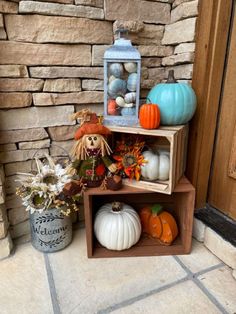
left=186, top=0, right=233, bottom=208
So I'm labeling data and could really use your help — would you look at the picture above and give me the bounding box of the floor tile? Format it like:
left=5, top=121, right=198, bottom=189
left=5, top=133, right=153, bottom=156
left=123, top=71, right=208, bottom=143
left=198, top=266, right=236, bottom=313
left=48, top=228, right=187, bottom=314
left=111, top=280, right=221, bottom=314
left=0, top=243, right=53, bottom=314
left=177, top=239, right=221, bottom=273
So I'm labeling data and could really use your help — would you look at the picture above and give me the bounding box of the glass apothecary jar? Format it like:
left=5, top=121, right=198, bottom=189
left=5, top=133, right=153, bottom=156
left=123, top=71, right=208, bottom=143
left=103, top=29, right=141, bottom=127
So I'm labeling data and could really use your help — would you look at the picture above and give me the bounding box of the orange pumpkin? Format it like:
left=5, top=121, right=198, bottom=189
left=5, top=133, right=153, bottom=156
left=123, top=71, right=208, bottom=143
left=108, top=99, right=118, bottom=115
left=139, top=204, right=178, bottom=245
left=139, top=103, right=160, bottom=129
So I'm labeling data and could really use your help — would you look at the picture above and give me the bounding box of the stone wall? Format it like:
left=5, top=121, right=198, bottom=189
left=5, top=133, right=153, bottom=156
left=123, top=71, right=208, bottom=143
left=0, top=0, right=199, bottom=257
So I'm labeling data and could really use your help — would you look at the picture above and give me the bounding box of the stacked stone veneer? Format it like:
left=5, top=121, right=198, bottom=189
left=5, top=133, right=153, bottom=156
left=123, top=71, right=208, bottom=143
left=0, top=164, right=13, bottom=259
left=0, top=0, right=198, bottom=257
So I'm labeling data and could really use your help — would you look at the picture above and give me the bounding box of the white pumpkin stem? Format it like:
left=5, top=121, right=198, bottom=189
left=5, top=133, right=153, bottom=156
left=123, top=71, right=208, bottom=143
left=112, top=202, right=122, bottom=212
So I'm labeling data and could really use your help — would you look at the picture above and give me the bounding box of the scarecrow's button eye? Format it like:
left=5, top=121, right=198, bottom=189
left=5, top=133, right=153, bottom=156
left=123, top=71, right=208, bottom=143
left=94, top=137, right=97, bottom=141
left=88, top=137, right=92, bottom=141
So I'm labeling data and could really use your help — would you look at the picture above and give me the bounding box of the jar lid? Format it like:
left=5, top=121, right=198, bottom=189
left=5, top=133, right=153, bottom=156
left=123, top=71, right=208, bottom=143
left=104, top=28, right=141, bottom=60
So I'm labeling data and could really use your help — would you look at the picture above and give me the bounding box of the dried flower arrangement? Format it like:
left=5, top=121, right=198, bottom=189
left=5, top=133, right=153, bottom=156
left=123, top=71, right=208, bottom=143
left=16, top=154, right=84, bottom=216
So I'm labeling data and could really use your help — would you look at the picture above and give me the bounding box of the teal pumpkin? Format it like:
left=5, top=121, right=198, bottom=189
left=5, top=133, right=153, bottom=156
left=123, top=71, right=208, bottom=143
left=147, top=70, right=197, bottom=125
left=127, top=73, right=137, bottom=92
left=109, top=63, right=124, bottom=78
left=108, top=79, right=127, bottom=99
left=121, top=107, right=136, bottom=116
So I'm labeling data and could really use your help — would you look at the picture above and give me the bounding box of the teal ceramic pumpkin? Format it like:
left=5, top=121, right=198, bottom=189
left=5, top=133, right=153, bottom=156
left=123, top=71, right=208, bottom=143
left=121, top=107, right=136, bottom=116
left=147, top=70, right=197, bottom=125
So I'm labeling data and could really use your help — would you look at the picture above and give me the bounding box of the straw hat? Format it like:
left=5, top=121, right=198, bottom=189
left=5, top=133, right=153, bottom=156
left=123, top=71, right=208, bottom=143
left=72, top=110, right=111, bottom=140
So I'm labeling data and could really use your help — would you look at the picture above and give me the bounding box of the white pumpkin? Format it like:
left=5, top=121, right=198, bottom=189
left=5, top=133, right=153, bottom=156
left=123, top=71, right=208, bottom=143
left=141, top=150, right=170, bottom=181
left=124, top=92, right=136, bottom=103
left=116, top=96, right=125, bottom=107
left=94, top=202, right=141, bottom=251
left=116, top=96, right=133, bottom=108
left=124, top=62, right=137, bottom=73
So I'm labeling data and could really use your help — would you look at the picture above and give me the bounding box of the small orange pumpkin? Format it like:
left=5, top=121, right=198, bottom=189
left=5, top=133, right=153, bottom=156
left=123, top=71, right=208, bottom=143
left=139, top=103, right=160, bottom=129
left=108, top=99, right=118, bottom=115
left=139, top=204, right=178, bottom=245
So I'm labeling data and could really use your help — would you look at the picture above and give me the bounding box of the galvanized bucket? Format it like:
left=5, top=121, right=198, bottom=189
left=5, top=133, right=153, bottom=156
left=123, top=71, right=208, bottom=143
left=30, top=208, right=72, bottom=253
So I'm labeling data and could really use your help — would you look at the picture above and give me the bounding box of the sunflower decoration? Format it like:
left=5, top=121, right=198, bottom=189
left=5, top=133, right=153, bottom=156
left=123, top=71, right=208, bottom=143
left=16, top=154, right=84, bottom=216
left=113, top=136, right=146, bottom=181
left=21, top=190, right=52, bottom=214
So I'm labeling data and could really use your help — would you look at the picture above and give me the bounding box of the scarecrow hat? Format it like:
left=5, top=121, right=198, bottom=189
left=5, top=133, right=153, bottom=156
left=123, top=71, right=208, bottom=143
left=72, top=110, right=111, bottom=140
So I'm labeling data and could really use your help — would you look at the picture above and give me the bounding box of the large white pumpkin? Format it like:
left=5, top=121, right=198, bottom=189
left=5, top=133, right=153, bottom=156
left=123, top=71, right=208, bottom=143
left=141, top=150, right=170, bottom=181
left=94, top=202, right=141, bottom=251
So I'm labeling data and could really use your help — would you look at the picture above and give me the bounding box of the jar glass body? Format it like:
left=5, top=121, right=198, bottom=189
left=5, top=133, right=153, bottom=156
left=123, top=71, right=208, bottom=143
left=103, top=38, right=141, bottom=126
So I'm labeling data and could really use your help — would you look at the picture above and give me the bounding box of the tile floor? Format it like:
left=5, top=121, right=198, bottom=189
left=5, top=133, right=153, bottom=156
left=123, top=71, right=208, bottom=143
left=0, top=228, right=236, bottom=314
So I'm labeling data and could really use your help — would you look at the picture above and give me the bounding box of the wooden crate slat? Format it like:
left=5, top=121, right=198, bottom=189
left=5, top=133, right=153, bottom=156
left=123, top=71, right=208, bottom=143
left=109, top=125, right=178, bottom=137
left=122, top=178, right=169, bottom=192
left=170, top=132, right=177, bottom=192
left=92, top=237, right=185, bottom=258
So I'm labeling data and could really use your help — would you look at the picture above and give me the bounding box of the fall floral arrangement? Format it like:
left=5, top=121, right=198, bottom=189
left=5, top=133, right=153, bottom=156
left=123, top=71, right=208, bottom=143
left=113, top=136, right=146, bottom=180
left=16, top=154, right=84, bottom=216
left=112, top=134, right=170, bottom=182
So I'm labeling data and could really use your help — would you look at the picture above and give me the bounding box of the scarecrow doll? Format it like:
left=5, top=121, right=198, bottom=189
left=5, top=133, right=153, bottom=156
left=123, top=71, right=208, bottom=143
left=71, top=110, right=117, bottom=188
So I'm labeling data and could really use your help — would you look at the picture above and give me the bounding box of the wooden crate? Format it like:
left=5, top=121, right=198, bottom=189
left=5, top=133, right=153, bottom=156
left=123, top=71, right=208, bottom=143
left=84, top=177, right=195, bottom=258
left=109, top=124, right=188, bottom=194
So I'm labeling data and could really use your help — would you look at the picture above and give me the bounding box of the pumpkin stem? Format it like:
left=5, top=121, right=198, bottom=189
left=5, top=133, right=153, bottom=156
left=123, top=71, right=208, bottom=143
left=112, top=201, right=122, bottom=212
left=146, top=97, right=152, bottom=104
left=167, top=70, right=177, bottom=83
left=151, top=204, right=163, bottom=215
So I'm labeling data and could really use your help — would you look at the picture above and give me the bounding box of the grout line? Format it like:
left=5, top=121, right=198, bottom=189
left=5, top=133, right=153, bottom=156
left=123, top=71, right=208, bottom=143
left=174, top=256, right=228, bottom=314
left=44, top=254, right=61, bottom=314
left=173, top=256, right=224, bottom=278
left=193, top=278, right=229, bottom=314
left=99, top=259, right=226, bottom=314
left=97, top=276, right=189, bottom=314
left=194, top=262, right=225, bottom=278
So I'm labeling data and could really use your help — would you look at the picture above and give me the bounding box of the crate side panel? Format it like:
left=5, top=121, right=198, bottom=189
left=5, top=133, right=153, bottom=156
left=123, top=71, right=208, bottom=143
left=175, top=124, right=189, bottom=185
left=84, top=194, right=94, bottom=258
left=174, top=189, right=195, bottom=253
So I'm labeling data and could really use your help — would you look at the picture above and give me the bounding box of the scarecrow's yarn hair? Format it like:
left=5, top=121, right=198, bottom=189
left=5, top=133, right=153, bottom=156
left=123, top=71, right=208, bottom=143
left=71, top=135, right=112, bottom=160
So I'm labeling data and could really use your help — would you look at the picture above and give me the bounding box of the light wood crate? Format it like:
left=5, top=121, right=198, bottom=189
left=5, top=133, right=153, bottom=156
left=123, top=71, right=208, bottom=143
left=109, top=124, right=188, bottom=194
left=84, top=177, right=195, bottom=258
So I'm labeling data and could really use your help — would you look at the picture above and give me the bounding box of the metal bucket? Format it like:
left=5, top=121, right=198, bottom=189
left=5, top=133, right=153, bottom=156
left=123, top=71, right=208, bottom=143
left=30, top=208, right=72, bottom=253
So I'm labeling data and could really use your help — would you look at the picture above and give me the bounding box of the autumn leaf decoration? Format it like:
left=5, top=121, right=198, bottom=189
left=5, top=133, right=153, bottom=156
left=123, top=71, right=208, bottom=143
left=113, top=136, right=146, bottom=181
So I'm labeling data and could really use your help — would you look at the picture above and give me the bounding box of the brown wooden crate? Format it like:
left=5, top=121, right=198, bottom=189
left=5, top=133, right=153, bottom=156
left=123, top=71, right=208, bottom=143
left=84, top=177, right=195, bottom=258
left=109, top=125, right=188, bottom=194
